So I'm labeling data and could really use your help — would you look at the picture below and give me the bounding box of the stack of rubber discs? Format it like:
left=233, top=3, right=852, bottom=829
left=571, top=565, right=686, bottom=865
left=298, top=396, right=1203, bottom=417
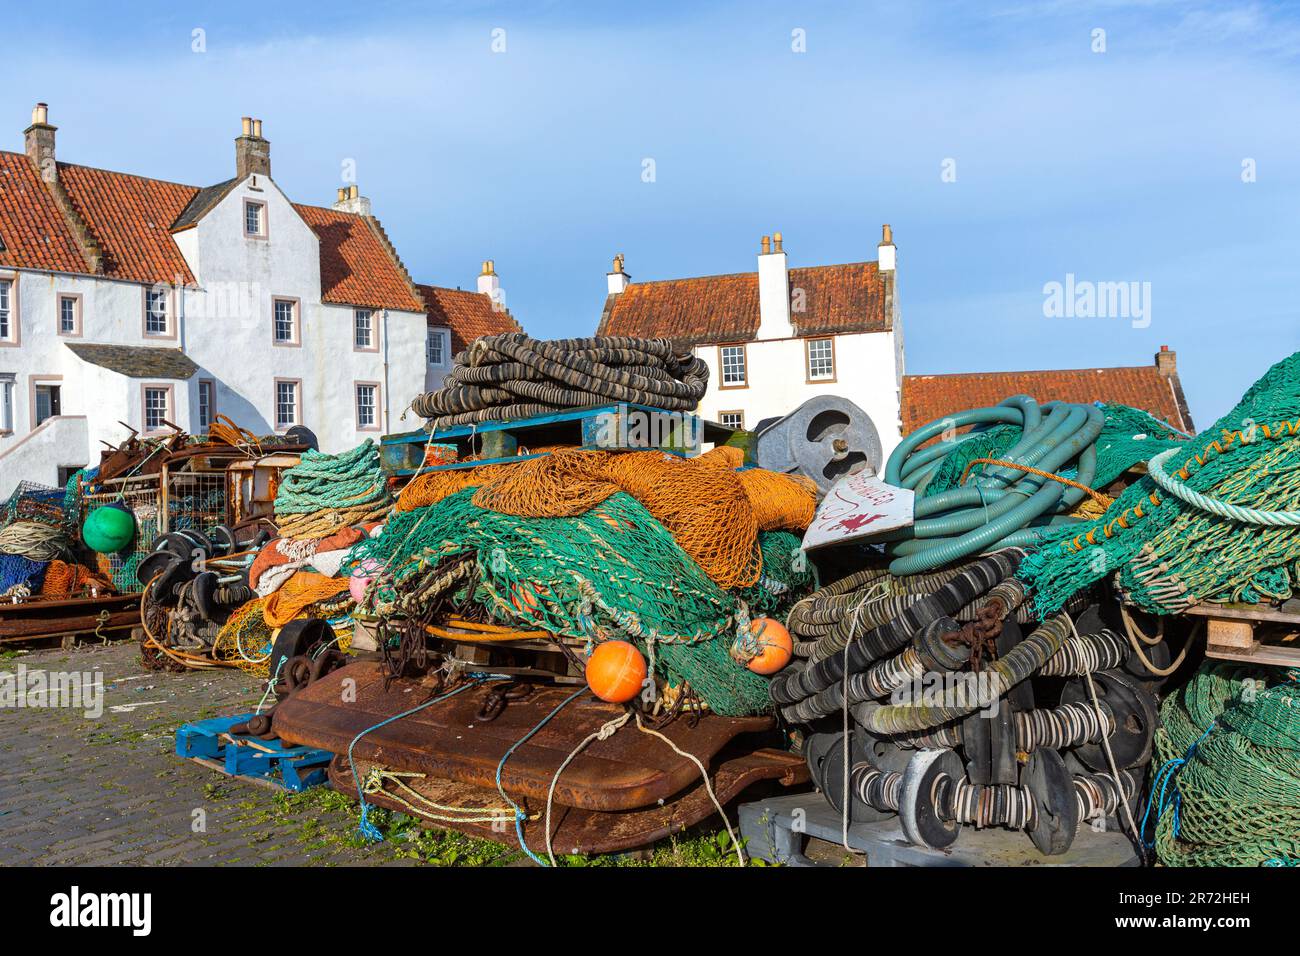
left=799, top=605, right=1160, bottom=857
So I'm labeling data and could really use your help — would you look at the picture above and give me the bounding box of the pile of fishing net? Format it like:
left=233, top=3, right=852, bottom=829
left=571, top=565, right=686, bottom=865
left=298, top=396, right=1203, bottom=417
left=1148, top=662, right=1300, bottom=866
left=1020, top=352, right=1300, bottom=616
left=873, top=397, right=1189, bottom=576
left=272, top=440, right=390, bottom=541
left=0, top=482, right=78, bottom=598
left=397, top=446, right=816, bottom=589
left=410, top=334, right=710, bottom=431
left=347, top=450, right=818, bottom=716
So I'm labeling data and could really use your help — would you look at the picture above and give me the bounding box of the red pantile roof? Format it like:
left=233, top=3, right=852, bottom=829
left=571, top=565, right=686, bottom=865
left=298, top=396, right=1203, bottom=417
left=0, top=151, right=88, bottom=274
left=294, top=204, right=424, bottom=313
left=597, top=261, right=888, bottom=345
left=417, top=283, right=520, bottom=353
left=0, top=149, right=424, bottom=312
left=901, top=363, right=1194, bottom=435
left=59, top=163, right=198, bottom=285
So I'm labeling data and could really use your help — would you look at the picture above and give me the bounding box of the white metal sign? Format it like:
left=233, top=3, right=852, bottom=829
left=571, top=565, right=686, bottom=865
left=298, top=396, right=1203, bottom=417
left=801, top=472, right=915, bottom=551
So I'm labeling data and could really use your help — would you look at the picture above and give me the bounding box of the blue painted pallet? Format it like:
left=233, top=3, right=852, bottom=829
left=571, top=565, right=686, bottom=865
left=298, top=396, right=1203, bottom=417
left=175, top=713, right=332, bottom=793
left=380, top=402, right=728, bottom=477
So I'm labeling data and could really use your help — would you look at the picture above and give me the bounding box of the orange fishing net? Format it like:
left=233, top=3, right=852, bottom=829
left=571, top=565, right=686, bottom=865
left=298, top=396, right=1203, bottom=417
left=39, top=560, right=115, bottom=598
left=262, top=571, right=351, bottom=629
left=396, top=446, right=816, bottom=589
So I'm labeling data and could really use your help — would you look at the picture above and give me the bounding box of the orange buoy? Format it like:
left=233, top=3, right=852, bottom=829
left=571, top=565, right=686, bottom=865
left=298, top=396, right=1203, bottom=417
left=585, top=640, right=647, bottom=703
left=742, top=617, right=793, bottom=675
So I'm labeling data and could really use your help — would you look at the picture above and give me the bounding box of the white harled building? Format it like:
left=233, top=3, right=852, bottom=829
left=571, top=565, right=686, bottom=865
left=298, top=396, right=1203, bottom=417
left=597, top=228, right=904, bottom=456
left=0, top=105, right=518, bottom=494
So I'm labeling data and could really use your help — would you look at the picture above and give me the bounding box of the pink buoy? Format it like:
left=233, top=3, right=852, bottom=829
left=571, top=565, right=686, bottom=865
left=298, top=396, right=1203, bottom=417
left=349, top=559, right=381, bottom=603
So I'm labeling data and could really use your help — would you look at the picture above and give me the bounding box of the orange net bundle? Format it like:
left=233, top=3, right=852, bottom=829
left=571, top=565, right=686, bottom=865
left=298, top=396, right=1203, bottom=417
left=39, top=560, right=115, bottom=599
left=262, top=571, right=352, bottom=629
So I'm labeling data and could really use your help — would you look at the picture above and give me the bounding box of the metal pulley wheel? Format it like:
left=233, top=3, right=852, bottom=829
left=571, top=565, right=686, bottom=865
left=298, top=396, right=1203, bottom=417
left=753, top=395, right=882, bottom=496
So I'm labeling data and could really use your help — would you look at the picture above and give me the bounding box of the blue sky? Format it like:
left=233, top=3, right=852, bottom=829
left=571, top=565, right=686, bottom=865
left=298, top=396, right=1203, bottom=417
left=4, top=0, right=1298, bottom=426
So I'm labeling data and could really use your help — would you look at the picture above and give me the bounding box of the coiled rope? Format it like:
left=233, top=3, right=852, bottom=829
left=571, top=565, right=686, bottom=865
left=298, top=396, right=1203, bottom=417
left=411, top=333, right=709, bottom=430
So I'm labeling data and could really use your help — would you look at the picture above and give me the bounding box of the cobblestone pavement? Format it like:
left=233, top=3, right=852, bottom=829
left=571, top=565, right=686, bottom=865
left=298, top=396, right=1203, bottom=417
left=0, top=640, right=419, bottom=867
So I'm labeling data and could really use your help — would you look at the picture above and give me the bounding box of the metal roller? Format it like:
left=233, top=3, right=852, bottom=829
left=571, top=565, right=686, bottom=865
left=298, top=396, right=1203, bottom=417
left=753, top=395, right=882, bottom=496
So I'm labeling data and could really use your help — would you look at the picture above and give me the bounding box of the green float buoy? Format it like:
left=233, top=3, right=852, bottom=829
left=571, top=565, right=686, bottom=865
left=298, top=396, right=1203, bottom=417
left=82, top=503, right=136, bottom=554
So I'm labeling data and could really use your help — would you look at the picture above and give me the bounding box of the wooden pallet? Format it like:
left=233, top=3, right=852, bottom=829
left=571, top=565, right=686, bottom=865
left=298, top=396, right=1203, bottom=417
left=175, top=713, right=332, bottom=792
left=1186, top=599, right=1300, bottom=668
left=380, top=403, right=730, bottom=477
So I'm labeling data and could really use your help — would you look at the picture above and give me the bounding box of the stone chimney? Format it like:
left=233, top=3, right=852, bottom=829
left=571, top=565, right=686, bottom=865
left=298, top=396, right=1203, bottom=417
left=757, top=231, right=792, bottom=338
left=331, top=184, right=371, bottom=217
left=1156, top=345, right=1177, bottom=376
left=24, top=103, right=56, bottom=179
left=235, top=116, right=271, bottom=180
left=607, top=253, right=630, bottom=295
left=877, top=223, right=896, bottom=273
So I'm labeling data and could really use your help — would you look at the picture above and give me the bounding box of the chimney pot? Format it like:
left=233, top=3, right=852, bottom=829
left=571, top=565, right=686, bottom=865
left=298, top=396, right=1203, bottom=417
left=241, top=116, right=252, bottom=136
left=252, top=118, right=263, bottom=138
left=349, top=184, right=358, bottom=200
left=881, top=223, right=893, bottom=245
left=24, top=102, right=57, bottom=169
left=761, top=235, right=771, bottom=255
left=773, top=231, right=784, bottom=254
left=337, top=187, right=346, bottom=203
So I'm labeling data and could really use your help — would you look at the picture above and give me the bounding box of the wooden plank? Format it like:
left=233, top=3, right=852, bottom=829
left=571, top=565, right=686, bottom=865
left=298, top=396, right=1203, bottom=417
left=1206, top=618, right=1257, bottom=651
left=1204, top=643, right=1300, bottom=667
left=1185, top=600, right=1300, bottom=625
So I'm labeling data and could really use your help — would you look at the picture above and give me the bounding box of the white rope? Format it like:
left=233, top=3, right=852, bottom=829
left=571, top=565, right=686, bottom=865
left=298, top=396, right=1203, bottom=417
left=543, top=710, right=632, bottom=866
left=634, top=713, right=746, bottom=867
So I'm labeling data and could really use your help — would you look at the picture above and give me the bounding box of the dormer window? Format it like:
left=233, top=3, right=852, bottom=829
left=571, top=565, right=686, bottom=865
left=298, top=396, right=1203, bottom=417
left=426, top=327, right=448, bottom=366
left=244, top=200, right=266, bottom=238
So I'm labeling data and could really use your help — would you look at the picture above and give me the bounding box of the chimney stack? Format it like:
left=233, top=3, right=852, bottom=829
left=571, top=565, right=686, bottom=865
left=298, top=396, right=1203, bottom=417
left=1156, top=345, right=1177, bottom=376
left=607, top=253, right=630, bottom=295
left=877, top=223, right=896, bottom=272
left=331, top=183, right=371, bottom=216
left=24, top=102, right=56, bottom=175
left=235, top=115, right=271, bottom=180
left=757, top=230, right=792, bottom=338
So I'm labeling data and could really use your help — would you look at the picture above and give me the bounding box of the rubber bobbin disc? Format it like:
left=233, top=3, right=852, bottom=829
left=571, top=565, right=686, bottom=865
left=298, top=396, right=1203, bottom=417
left=267, top=618, right=332, bottom=678
left=804, top=731, right=842, bottom=788
left=148, top=557, right=192, bottom=607
left=900, top=749, right=963, bottom=850
left=1024, top=748, right=1079, bottom=856
left=1061, top=669, right=1158, bottom=771
left=191, top=571, right=220, bottom=621
left=856, top=727, right=913, bottom=775
left=135, top=549, right=180, bottom=589
left=210, top=525, right=237, bottom=557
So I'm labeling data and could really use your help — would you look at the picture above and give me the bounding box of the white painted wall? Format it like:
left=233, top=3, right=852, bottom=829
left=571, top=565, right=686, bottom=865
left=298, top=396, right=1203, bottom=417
left=0, top=172, right=430, bottom=489
left=693, top=330, right=903, bottom=462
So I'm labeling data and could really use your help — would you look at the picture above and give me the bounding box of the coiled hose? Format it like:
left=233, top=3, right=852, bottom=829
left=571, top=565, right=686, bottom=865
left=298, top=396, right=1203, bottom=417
left=412, top=333, right=710, bottom=430
left=878, top=397, right=1105, bottom=575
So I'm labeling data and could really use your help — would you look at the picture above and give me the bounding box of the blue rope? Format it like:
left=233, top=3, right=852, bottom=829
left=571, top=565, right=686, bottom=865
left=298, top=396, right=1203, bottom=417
left=347, top=679, right=490, bottom=842
left=494, top=687, right=589, bottom=867
left=1140, top=720, right=1216, bottom=849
